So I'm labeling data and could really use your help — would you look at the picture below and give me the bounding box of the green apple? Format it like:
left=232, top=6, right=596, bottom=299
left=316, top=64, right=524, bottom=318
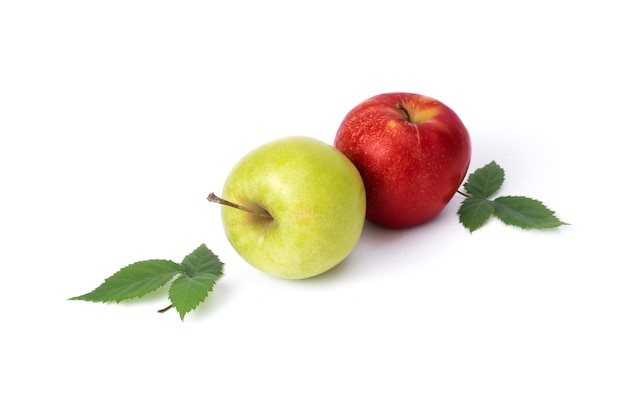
left=209, top=136, right=366, bottom=279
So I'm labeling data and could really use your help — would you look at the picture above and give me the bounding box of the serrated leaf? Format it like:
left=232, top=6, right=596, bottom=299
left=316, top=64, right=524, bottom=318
left=169, top=273, right=221, bottom=321
left=70, top=259, right=182, bottom=303
left=181, top=244, right=224, bottom=277
left=463, top=161, right=505, bottom=199
left=493, top=196, right=567, bottom=229
left=457, top=196, right=495, bottom=232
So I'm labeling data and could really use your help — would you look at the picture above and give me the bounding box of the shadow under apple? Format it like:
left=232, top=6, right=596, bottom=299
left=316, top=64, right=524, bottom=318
left=281, top=206, right=463, bottom=287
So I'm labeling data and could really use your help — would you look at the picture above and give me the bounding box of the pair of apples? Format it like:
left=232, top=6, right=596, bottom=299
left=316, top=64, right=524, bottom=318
left=210, top=92, right=471, bottom=279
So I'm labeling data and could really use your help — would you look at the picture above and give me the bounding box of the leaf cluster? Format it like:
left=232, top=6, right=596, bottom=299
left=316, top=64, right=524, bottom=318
left=70, top=244, right=223, bottom=321
left=457, top=161, right=568, bottom=232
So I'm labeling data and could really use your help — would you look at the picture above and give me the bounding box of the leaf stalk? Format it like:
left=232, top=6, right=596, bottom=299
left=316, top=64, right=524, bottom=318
left=157, top=304, right=173, bottom=313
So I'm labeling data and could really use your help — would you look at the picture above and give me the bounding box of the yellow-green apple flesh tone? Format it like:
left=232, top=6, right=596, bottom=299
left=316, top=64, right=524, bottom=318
left=209, top=136, right=366, bottom=279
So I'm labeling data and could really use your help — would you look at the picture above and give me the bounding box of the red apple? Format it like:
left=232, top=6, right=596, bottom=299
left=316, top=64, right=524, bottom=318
left=334, top=92, right=471, bottom=228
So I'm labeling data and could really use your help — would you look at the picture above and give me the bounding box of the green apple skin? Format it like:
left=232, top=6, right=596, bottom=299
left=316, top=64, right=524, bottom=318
left=220, top=136, right=366, bottom=279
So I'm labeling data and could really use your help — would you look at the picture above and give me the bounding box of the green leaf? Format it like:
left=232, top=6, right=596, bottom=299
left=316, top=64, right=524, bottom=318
left=70, top=259, right=182, bottom=303
left=169, top=273, right=221, bottom=321
left=456, top=160, right=568, bottom=232
left=463, top=161, right=505, bottom=199
left=181, top=244, right=224, bottom=277
left=493, top=196, right=568, bottom=229
left=70, top=244, right=226, bottom=320
left=458, top=196, right=496, bottom=232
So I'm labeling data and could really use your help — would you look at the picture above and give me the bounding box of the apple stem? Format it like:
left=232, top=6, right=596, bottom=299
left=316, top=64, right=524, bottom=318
left=396, top=103, right=412, bottom=123
left=456, top=190, right=471, bottom=198
left=207, top=192, right=273, bottom=219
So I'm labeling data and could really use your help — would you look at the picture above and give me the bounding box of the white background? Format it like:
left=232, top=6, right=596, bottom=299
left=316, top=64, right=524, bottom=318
left=1, top=1, right=624, bottom=416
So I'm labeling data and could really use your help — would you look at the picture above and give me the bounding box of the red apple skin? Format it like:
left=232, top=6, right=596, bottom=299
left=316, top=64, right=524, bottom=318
left=334, top=92, right=471, bottom=228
